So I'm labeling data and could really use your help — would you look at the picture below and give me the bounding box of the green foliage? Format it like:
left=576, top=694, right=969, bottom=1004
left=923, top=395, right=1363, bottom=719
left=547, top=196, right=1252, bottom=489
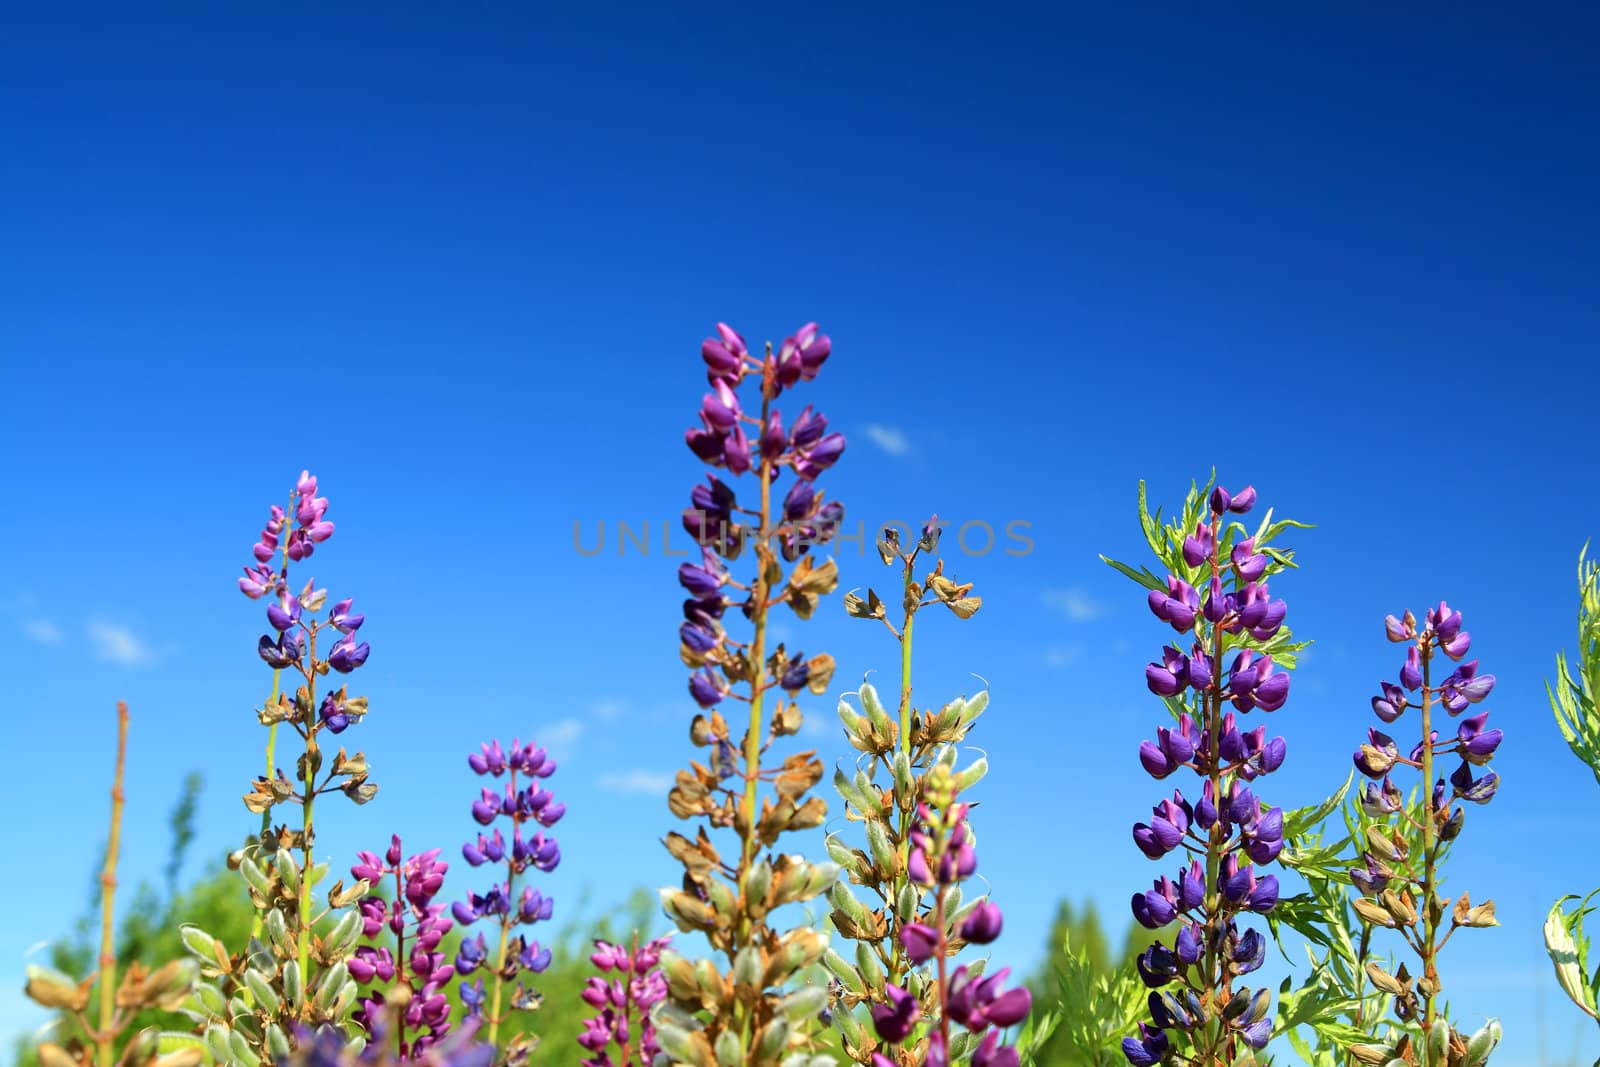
left=1550, top=545, right=1600, bottom=787
left=13, top=772, right=254, bottom=1067
left=1547, top=545, right=1600, bottom=1057
left=1272, top=780, right=1389, bottom=1067
left=1020, top=900, right=1148, bottom=1067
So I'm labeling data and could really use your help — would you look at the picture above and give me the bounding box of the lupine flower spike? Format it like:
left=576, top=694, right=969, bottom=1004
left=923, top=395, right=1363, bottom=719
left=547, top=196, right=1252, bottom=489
left=1344, top=604, right=1504, bottom=1065
left=453, top=739, right=562, bottom=1065
left=824, top=516, right=998, bottom=1064
left=655, top=323, right=846, bottom=1067
left=1104, top=478, right=1308, bottom=1066
left=866, top=765, right=1031, bottom=1067
left=277, top=1013, right=494, bottom=1067
left=577, top=933, right=673, bottom=1067
left=178, top=472, right=377, bottom=1064
left=349, top=837, right=458, bottom=1060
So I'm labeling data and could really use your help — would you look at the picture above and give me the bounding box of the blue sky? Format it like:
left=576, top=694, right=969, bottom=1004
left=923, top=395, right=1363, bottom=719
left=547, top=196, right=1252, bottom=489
left=3, top=5, right=1599, bottom=1064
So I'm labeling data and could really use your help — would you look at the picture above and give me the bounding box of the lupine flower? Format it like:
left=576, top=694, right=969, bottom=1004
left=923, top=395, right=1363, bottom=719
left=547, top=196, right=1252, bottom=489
left=349, top=837, right=458, bottom=1060
left=452, top=739, right=561, bottom=1054
left=280, top=1016, right=494, bottom=1067
left=868, top=766, right=1030, bottom=1066
left=1109, top=480, right=1304, bottom=1065
left=1347, top=602, right=1504, bottom=1041
left=658, top=323, right=848, bottom=1067
left=575, top=933, right=671, bottom=1067
left=213, top=474, right=393, bottom=1065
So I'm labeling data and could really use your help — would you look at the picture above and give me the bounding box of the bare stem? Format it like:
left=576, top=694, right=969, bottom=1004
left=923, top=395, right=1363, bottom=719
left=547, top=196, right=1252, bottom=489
left=96, top=702, right=130, bottom=1067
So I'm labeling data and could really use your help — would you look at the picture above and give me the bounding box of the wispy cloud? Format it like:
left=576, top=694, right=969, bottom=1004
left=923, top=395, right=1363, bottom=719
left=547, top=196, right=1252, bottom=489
left=597, top=770, right=675, bottom=794
left=87, top=621, right=156, bottom=667
left=864, top=424, right=912, bottom=456
left=22, top=619, right=63, bottom=645
left=1044, top=644, right=1085, bottom=669
left=590, top=700, right=625, bottom=721
left=1041, top=586, right=1109, bottom=622
left=538, top=718, right=585, bottom=750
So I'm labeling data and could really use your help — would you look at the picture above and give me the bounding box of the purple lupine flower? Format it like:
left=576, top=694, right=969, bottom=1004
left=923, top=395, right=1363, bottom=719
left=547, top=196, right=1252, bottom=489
left=349, top=837, right=458, bottom=1060
left=452, top=739, right=561, bottom=1047
left=1115, top=481, right=1302, bottom=1065
left=870, top=766, right=1030, bottom=1066
left=576, top=933, right=672, bottom=1067
left=1348, top=604, right=1503, bottom=1027
left=329, top=632, right=371, bottom=673
left=960, top=902, right=1005, bottom=944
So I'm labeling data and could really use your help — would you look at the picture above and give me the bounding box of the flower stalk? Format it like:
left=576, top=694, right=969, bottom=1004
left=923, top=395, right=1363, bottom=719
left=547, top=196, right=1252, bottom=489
left=1105, top=478, right=1307, bottom=1066
left=95, top=701, right=130, bottom=1067
left=824, top=517, right=991, bottom=1064
left=452, top=739, right=562, bottom=1065
left=656, top=321, right=847, bottom=1067
left=1346, top=604, right=1504, bottom=1065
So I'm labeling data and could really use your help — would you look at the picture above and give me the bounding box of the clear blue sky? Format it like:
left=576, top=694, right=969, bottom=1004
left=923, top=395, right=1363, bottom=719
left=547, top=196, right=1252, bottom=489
left=3, top=6, right=1598, bottom=1064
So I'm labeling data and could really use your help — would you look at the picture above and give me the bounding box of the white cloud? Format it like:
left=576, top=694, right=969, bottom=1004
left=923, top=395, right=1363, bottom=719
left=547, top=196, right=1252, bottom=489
left=537, top=718, right=585, bottom=749
left=87, top=621, right=155, bottom=667
left=864, top=424, right=912, bottom=456
left=1041, top=587, right=1108, bottom=622
left=591, top=700, right=625, bottom=721
left=21, top=619, right=63, bottom=645
left=598, top=770, right=675, bottom=794
left=801, top=714, right=832, bottom=738
left=1044, top=644, right=1085, bottom=669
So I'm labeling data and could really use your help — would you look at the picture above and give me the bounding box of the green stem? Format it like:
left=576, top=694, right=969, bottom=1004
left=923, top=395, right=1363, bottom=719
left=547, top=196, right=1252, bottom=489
left=735, top=391, right=774, bottom=1050
left=251, top=495, right=295, bottom=940
left=96, top=702, right=130, bottom=1067
left=487, top=767, right=520, bottom=1048
left=249, top=669, right=283, bottom=944
left=296, top=630, right=319, bottom=993
left=1420, top=642, right=1436, bottom=1031
left=898, top=554, right=915, bottom=754
left=888, top=553, right=917, bottom=988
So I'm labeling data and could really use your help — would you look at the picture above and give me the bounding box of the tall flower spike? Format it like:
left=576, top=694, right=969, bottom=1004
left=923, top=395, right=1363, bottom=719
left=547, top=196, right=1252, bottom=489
left=576, top=932, right=672, bottom=1067
left=187, top=472, right=378, bottom=1064
left=657, top=323, right=847, bottom=1067
left=1104, top=478, right=1308, bottom=1065
left=864, top=766, right=1031, bottom=1067
left=349, top=838, right=458, bottom=1061
left=451, top=738, right=561, bottom=1063
left=825, top=514, right=996, bottom=1064
left=1348, top=605, right=1504, bottom=1057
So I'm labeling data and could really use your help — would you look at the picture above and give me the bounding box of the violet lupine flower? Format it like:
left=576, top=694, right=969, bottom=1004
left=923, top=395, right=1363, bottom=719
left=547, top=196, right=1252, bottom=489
left=452, top=739, right=562, bottom=1048
left=872, top=766, right=1030, bottom=1067
left=349, top=836, right=457, bottom=1061
left=282, top=1017, right=494, bottom=1067
left=1116, top=482, right=1301, bottom=1063
left=241, top=472, right=374, bottom=682
left=575, top=933, right=672, bottom=1067
left=679, top=319, right=846, bottom=570
left=1347, top=602, right=1505, bottom=1031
